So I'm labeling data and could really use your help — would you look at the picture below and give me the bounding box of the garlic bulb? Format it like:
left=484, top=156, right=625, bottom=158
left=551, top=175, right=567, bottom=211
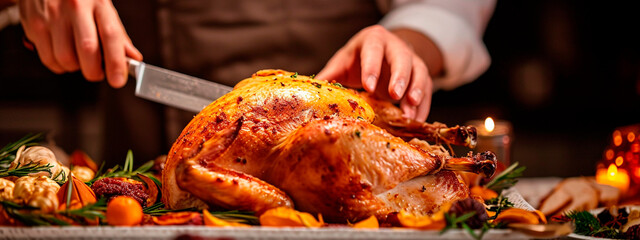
left=10, top=146, right=69, bottom=182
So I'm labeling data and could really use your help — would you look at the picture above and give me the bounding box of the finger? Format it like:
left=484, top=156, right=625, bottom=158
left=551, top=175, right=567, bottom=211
left=47, top=0, right=79, bottom=72
left=400, top=99, right=417, bottom=120
left=413, top=57, right=433, bottom=122
left=21, top=12, right=65, bottom=74
left=50, top=19, right=80, bottom=72
left=414, top=89, right=431, bottom=122
left=316, top=48, right=352, bottom=85
left=72, top=7, right=103, bottom=81
left=95, top=2, right=127, bottom=88
left=386, top=39, right=413, bottom=100
left=405, top=57, right=429, bottom=106
left=31, top=30, right=65, bottom=74
left=359, top=34, right=384, bottom=92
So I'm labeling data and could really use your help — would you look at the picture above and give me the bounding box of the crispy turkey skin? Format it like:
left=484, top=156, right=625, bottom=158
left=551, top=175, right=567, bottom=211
left=162, top=70, right=494, bottom=222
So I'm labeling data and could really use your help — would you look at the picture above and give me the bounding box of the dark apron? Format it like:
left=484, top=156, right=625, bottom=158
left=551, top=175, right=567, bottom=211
left=157, top=0, right=382, bottom=86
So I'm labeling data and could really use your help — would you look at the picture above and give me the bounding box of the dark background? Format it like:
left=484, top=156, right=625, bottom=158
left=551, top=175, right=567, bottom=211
left=1, top=1, right=639, bottom=177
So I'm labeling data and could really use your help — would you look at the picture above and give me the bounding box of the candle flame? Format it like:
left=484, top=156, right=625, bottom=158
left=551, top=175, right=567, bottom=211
left=597, top=164, right=630, bottom=195
left=484, top=117, right=495, bottom=132
left=608, top=164, right=618, bottom=177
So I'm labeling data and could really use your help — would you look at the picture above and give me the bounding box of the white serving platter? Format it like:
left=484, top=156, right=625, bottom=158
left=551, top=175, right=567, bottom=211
left=0, top=188, right=543, bottom=240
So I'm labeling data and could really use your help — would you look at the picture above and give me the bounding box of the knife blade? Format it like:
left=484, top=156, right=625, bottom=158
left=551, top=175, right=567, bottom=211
left=127, top=58, right=232, bottom=113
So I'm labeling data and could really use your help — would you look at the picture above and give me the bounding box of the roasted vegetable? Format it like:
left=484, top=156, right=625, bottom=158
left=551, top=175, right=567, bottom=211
left=13, top=176, right=60, bottom=212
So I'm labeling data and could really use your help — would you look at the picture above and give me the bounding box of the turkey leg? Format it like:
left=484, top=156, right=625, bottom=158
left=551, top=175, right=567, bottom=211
left=443, top=151, right=497, bottom=178
left=170, top=117, right=293, bottom=213
left=177, top=160, right=293, bottom=213
left=361, top=92, right=477, bottom=147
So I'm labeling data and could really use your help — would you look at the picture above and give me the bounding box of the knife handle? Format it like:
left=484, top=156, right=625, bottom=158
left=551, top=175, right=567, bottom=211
left=127, top=58, right=142, bottom=78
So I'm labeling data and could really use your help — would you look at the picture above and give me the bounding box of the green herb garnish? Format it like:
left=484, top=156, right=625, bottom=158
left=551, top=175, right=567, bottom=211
left=331, top=82, right=345, bottom=89
left=143, top=202, right=258, bottom=224
left=441, top=212, right=488, bottom=240
left=142, top=202, right=197, bottom=216
left=0, top=133, right=43, bottom=170
left=208, top=210, right=259, bottom=225
left=567, top=211, right=600, bottom=235
left=485, top=195, right=514, bottom=220
left=0, top=162, right=63, bottom=185
left=291, top=72, right=298, bottom=78
left=86, top=150, right=157, bottom=186
left=565, top=210, right=622, bottom=238
left=485, top=162, right=525, bottom=193
left=0, top=198, right=107, bottom=226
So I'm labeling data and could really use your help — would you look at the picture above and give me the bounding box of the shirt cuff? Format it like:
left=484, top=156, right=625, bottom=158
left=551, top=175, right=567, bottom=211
left=380, top=3, right=491, bottom=91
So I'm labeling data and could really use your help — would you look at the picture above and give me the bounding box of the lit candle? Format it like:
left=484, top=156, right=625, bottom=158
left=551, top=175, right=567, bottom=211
left=596, top=124, right=640, bottom=198
left=596, top=164, right=630, bottom=194
left=466, top=117, right=513, bottom=166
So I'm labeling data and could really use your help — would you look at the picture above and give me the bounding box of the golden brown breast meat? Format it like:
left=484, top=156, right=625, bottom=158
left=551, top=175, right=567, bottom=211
left=162, top=70, right=495, bottom=222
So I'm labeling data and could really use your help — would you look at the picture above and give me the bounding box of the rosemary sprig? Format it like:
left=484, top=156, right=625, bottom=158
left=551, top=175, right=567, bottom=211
left=142, top=202, right=259, bottom=224
left=0, top=161, right=66, bottom=185
left=209, top=210, right=259, bottom=225
left=142, top=202, right=197, bottom=216
left=485, top=195, right=514, bottom=220
left=566, top=211, right=600, bottom=235
left=0, top=162, right=52, bottom=178
left=440, top=212, right=488, bottom=240
left=86, top=150, right=156, bottom=186
left=565, top=210, right=622, bottom=238
left=485, top=162, right=526, bottom=193
left=0, top=133, right=43, bottom=170
left=0, top=201, right=61, bottom=226
left=59, top=198, right=108, bottom=222
left=0, top=198, right=107, bottom=226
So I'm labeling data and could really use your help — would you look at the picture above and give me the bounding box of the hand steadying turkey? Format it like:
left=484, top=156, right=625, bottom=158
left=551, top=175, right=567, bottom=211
left=162, top=70, right=496, bottom=223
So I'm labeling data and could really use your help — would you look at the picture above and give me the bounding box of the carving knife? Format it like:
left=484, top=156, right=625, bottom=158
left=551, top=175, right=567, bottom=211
left=127, top=58, right=233, bottom=113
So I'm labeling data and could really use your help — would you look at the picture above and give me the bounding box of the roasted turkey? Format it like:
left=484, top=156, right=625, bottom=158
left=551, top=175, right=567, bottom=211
left=162, top=70, right=496, bottom=222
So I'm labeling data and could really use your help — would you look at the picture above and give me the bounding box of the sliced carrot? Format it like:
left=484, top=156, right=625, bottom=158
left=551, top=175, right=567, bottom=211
left=352, top=215, right=379, bottom=229
left=396, top=210, right=446, bottom=230
left=259, top=207, right=323, bottom=227
left=493, top=208, right=540, bottom=225
left=533, top=210, right=547, bottom=224
left=470, top=186, right=498, bottom=200
left=152, top=212, right=201, bottom=225
left=203, top=209, right=250, bottom=227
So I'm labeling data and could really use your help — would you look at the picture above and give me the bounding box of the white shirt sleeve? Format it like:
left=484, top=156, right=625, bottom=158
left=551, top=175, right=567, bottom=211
left=379, top=0, right=496, bottom=91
